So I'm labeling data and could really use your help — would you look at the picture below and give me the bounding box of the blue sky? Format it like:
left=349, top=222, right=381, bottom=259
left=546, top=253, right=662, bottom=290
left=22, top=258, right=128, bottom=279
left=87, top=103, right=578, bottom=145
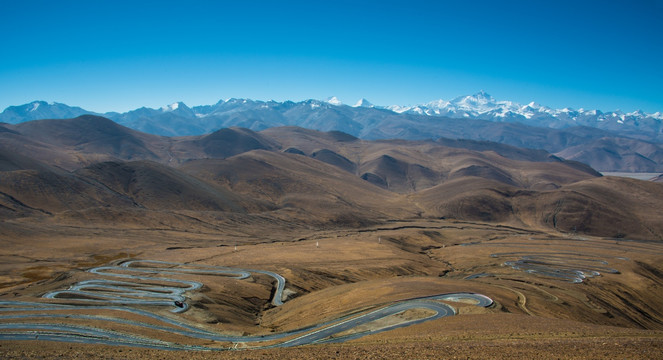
left=1, top=0, right=662, bottom=113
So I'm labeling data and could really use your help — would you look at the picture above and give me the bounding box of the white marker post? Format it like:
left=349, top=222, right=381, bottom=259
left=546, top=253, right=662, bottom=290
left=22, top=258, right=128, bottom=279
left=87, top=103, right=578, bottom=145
left=316, top=241, right=319, bottom=248
left=378, top=236, right=381, bottom=244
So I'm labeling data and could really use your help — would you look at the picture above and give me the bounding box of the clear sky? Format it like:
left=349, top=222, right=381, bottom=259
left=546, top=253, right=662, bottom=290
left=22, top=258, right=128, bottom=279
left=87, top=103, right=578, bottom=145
left=1, top=0, right=662, bottom=113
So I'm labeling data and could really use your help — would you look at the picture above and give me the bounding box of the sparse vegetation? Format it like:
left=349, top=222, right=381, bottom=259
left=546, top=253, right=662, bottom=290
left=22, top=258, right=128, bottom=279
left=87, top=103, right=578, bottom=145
left=1, top=120, right=662, bottom=358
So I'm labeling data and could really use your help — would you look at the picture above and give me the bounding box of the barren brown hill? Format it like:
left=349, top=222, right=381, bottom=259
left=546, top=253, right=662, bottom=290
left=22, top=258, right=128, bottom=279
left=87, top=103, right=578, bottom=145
left=260, top=126, right=360, bottom=154
left=555, top=137, right=663, bottom=172
left=310, top=148, right=357, bottom=173
left=359, top=153, right=441, bottom=192
left=532, top=176, right=663, bottom=238
left=0, top=155, right=268, bottom=226
left=2, top=118, right=662, bottom=240
left=75, top=160, right=263, bottom=212
left=412, top=175, right=663, bottom=240
left=3, top=118, right=283, bottom=170
left=353, top=142, right=598, bottom=194
left=262, top=126, right=600, bottom=194
left=11, top=115, right=166, bottom=165
left=0, top=122, right=93, bottom=170
left=435, top=137, right=556, bottom=162
left=262, top=126, right=571, bottom=164
left=178, top=150, right=416, bottom=225
left=410, top=177, right=520, bottom=223
left=175, top=127, right=279, bottom=159
left=0, top=146, right=58, bottom=173
left=6, top=116, right=599, bottom=179
left=0, top=163, right=136, bottom=217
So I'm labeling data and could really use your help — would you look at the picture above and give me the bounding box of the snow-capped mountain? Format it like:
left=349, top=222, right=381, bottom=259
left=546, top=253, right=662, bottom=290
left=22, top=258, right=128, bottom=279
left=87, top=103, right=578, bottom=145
left=161, top=101, right=196, bottom=117
left=353, top=98, right=374, bottom=108
left=2, top=95, right=663, bottom=172
left=386, top=91, right=663, bottom=136
left=1, top=93, right=661, bottom=141
left=387, top=91, right=510, bottom=116
left=0, top=101, right=92, bottom=123
left=326, top=96, right=342, bottom=106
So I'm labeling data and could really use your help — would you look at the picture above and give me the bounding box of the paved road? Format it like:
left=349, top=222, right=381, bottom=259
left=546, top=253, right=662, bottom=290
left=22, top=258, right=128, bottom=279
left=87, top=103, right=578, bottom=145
left=277, top=293, right=492, bottom=347
left=43, top=259, right=285, bottom=311
left=0, top=260, right=492, bottom=350
left=491, top=252, right=619, bottom=283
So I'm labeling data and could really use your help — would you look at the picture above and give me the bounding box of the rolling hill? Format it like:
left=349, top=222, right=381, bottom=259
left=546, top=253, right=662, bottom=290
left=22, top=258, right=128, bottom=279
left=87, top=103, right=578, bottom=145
left=1, top=117, right=662, bottom=240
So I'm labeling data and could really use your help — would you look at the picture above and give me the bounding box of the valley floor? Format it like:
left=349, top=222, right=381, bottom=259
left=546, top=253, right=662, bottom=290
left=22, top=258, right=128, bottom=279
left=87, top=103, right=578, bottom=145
left=1, top=319, right=661, bottom=359
left=1, top=219, right=663, bottom=358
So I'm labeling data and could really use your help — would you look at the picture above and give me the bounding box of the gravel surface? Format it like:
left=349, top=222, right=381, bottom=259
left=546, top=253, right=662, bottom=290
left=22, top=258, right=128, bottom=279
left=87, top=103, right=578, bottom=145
left=1, top=337, right=662, bottom=359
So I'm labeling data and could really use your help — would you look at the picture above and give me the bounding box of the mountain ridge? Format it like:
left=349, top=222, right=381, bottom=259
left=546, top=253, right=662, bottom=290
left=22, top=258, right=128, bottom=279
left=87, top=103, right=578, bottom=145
left=2, top=96, right=663, bottom=172
left=4, top=94, right=661, bottom=132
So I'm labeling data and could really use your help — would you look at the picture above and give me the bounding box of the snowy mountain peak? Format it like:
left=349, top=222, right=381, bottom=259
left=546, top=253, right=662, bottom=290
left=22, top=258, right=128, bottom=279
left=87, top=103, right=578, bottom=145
left=30, top=101, right=43, bottom=112
left=353, top=98, right=374, bottom=108
left=453, top=91, right=494, bottom=106
left=0, top=100, right=91, bottom=124
left=425, top=99, right=450, bottom=108
left=2, top=95, right=662, bottom=138
left=384, top=104, right=412, bottom=114
left=380, top=92, right=663, bottom=133
left=326, top=96, right=342, bottom=106
left=162, top=102, right=184, bottom=112
left=475, top=90, right=492, bottom=100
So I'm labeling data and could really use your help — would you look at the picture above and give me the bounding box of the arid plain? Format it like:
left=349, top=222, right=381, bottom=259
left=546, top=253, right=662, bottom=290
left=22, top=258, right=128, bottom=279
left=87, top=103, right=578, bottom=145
left=1, top=116, right=663, bottom=358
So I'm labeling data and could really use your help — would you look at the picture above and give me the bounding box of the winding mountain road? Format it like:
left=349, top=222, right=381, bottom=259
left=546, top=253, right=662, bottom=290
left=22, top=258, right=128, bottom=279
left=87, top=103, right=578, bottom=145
left=491, top=252, right=620, bottom=283
left=0, top=260, right=492, bottom=350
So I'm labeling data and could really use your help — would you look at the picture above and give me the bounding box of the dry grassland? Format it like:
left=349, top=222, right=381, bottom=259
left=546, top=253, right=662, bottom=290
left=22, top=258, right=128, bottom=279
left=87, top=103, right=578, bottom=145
left=1, top=218, right=662, bottom=358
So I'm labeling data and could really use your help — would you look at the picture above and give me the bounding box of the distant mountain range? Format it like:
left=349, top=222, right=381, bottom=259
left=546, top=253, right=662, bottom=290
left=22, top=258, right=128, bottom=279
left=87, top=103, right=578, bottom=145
left=2, top=93, right=663, bottom=172
left=387, top=91, right=663, bottom=134
left=3, top=92, right=662, bottom=137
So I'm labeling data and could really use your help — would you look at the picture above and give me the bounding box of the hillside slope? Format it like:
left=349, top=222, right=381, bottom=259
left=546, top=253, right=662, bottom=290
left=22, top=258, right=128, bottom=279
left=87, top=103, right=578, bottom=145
left=1, top=119, right=662, bottom=239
